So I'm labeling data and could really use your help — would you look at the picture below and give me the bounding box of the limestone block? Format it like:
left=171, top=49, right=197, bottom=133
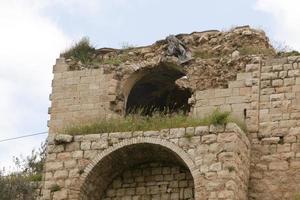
left=83, top=150, right=98, bottom=159
left=195, top=126, right=209, bottom=135
left=245, top=64, right=259, bottom=72
left=47, top=153, right=57, bottom=161
left=237, top=72, right=252, bottom=80
left=46, top=161, right=64, bottom=172
left=261, top=72, right=278, bottom=80
left=57, top=152, right=71, bottom=160
left=68, top=169, right=80, bottom=178
left=48, top=144, right=64, bottom=153
left=80, top=141, right=91, bottom=150
left=202, top=134, right=217, bottom=144
left=217, top=132, right=237, bottom=143
left=45, top=172, right=53, bottom=180
left=228, top=80, right=245, bottom=88
left=185, top=127, right=195, bottom=136
left=170, top=128, right=185, bottom=138
left=261, top=137, right=280, bottom=144
left=210, top=125, right=225, bottom=133
left=109, top=132, right=132, bottom=139
left=53, top=190, right=68, bottom=200
left=272, top=79, right=283, bottom=87
left=290, top=161, right=300, bottom=169
left=143, top=131, right=160, bottom=137
left=288, top=69, right=300, bottom=77
left=269, top=161, right=289, bottom=170
left=209, top=97, right=225, bottom=106
left=184, top=188, right=193, bottom=198
left=272, top=64, right=283, bottom=71
left=71, top=150, right=83, bottom=158
left=64, top=160, right=77, bottom=169
left=226, top=96, right=250, bottom=104
left=284, top=63, right=293, bottom=70
left=261, top=80, right=271, bottom=88
left=279, top=71, right=288, bottom=78
left=284, top=77, right=295, bottom=86
left=214, top=88, right=232, bottom=97
left=209, top=162, right=222, bottom=171
left=54, top=170, right=69, bottom=179
left=269, top=94, right=284, bottom=102
left=91, top=141, right=108, bottom=149
left=218, top=190, right=234, bottom=198
left=261, top=66, right=272, bottom=73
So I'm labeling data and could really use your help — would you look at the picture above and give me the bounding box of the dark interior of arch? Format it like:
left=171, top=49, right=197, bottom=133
left=126, top=64, right=192, bottom=115
left=80, top=143, right=194, bottom=200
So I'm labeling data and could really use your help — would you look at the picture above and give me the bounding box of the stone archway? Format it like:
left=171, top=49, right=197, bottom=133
left=123, top=63, right=192, bottom=115
left=79, top=137, right=198, bottom=200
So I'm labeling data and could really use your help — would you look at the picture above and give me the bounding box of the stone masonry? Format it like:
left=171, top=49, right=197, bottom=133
left=43, top=27, right=300, bottom=199
left=192, top=57, right=300, bottom=199
left=42, top=124, right=250, bottom=200
left=102, top=162, right=194, bottom=200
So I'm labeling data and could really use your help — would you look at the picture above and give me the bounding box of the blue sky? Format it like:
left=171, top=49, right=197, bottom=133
left=43, top=0, right=275, bottom=48
left=0, top=0, right=299, bottom=169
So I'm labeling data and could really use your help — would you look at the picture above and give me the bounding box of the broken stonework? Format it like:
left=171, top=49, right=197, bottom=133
left=41, top=125, right=250, bottom=200
left=166, top=35, right=192, bottom=64
left=44, top=26, right=300, bottom=200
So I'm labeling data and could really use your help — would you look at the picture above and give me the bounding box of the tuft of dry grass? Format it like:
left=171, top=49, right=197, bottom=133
left=63, top=37, right=95, bottom=64
left=63, top=110, right=247, bottom=135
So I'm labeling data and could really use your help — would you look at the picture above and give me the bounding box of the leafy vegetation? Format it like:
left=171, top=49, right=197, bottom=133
left=200, top=110, right=230, bottom=126
left=271, top=40, right=300, bottom=57
left=63, top=110, right=247, bottom=135
left=277, top=50, right=300, bottom=57
left=0, top=143, right=46, bottom=200
left=63, top=37, right=95, bottom=64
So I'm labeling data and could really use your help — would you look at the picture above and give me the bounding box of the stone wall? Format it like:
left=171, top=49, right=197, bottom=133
left=48, top=26, right=271, bottom=134
left=46, top=27, right=300, bottom=199
left=49, top=58, right=120, bottom=134
left=102, top=162, right=194, bottom=200
left=250, top=57, right=300, bottom=200
left=41, top=124, right=250, bottom=200
left=191, top=56, right=300, bottom=199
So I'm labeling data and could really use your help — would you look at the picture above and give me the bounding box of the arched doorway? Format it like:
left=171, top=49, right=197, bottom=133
left=80, top=139, right=196, bottom=200
left=125, top=63, right=192, bottom=115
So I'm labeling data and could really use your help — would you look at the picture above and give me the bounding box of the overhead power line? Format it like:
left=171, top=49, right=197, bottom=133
left=0, top=131, right=48, bottom=143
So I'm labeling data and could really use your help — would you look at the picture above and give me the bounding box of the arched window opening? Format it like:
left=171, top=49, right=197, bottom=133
left=126, top=64, right=192, bottom=115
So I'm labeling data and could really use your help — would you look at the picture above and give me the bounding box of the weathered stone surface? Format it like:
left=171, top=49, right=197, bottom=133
left=54, top=134, right=73, bottom=144
left=42, top=126, right=250, bottom=200
left=45, top=25, right=300, bottom=200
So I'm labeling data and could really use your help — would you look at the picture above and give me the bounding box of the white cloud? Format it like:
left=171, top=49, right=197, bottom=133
left=0, top=1, right=70, bottom=169
left=37, top=0, right=106, bottom=15
left=255, top=0, right=300, bottom=50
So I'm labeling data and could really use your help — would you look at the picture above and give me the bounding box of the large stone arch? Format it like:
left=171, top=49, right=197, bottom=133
left=122, top=62, right=192, bottom=115
left=79, top=137, right=200, bottom=200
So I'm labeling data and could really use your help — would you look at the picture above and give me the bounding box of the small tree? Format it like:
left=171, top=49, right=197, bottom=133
left=0, top=142, right=46, bottom=199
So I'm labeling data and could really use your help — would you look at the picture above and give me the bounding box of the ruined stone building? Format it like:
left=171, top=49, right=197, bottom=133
left=41, top=26, right=300, bottom=200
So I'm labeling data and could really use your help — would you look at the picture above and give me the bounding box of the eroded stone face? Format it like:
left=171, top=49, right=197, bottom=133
left=41, top=125, right=250, bottom=200
left=100, top=162, right=194, bottom=200
left=49, top=26, right=274, bottom=133
left=46, top=26, right=300, bottom=200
